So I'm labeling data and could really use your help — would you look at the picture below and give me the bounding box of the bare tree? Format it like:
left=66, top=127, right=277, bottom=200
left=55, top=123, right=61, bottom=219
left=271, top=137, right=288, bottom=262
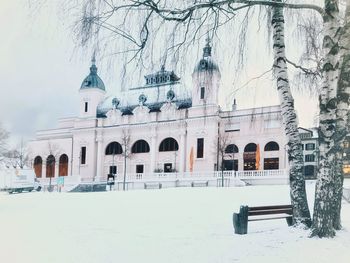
left=3, top=139, right=29, bottom=169
left=271, top=0, right=311, bottom=227
left=121, top=129, right=131, bottom=191
left=214, top=131, right=236, bottom=187
left=45, top=141, right=62, bottom=191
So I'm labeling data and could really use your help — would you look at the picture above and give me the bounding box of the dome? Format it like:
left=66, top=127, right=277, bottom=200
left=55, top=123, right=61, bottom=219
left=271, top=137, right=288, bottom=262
left=193, top=40, right=220, bottom=75
left=80, top=56, right=106, bottom=91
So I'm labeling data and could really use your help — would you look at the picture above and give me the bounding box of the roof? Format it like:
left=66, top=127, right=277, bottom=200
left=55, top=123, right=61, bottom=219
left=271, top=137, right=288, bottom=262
left=80, top=56, right=106, bottom=91
left=193, top=40, right=220, bottom=75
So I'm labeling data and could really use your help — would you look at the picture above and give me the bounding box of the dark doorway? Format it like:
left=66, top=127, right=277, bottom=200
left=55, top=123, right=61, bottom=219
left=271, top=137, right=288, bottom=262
left=164, top=163, right=173, bottom=173
left=136, top=165, right=144, bottom=174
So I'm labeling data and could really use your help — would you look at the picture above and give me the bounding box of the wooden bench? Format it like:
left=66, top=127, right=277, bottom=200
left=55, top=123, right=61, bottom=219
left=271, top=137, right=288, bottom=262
left=233, top=205, right=293, bottom=234
left=144, top=182, right=162, bottom=189
left=191, top=181, right=209, bottom=187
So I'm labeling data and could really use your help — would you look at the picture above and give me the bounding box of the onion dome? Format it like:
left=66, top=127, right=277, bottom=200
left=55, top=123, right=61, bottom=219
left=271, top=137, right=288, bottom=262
left=193, top=38, right=220, bottom=74
left=80, top=54, right=106, bottom=91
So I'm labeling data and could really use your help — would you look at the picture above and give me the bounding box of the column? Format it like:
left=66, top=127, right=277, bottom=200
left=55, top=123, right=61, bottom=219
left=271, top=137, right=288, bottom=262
left=95, top=134, right=103, bottom=182
left=179, top=131, right=186, bottom=173
left=150, top=133, right=157, bottom=173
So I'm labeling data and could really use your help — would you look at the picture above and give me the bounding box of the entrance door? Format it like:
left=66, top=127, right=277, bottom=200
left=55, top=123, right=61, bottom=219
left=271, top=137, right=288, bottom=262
left=136, top=164, right=144, bottom=174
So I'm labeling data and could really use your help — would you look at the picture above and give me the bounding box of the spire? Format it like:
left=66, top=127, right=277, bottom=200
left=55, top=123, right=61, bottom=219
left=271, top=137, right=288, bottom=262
left=90, top=51, right=97, bottom=74
left=203, top=35, right=212, bottom=57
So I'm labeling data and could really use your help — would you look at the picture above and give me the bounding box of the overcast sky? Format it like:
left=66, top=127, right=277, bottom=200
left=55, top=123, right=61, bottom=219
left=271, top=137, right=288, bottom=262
left=0, top=0, right=319, bottom=147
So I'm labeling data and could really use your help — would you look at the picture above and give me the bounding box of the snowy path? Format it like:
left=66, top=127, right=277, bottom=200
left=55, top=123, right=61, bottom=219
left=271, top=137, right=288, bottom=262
left=0, top=182, right=349, bottom=263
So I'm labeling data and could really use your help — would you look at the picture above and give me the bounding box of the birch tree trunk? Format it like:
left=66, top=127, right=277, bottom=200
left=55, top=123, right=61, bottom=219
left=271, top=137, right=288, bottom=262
left=312, top=0, right=340, bottom=238
left=333, top=3, right=350, bottom=230
left=272, top=1, right=311, bottom=227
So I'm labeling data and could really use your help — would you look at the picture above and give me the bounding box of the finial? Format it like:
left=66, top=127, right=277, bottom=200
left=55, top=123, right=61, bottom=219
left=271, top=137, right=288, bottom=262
left=90, top=51, right=97, bottom=74
left=92, top=51, right=96, bottom=65
left=203, top=35, right=212, bottom=57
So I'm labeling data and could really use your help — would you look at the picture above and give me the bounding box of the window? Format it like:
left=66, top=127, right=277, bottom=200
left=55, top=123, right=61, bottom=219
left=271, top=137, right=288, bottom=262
left=264, top=158, right=279, bottom=170
left=84, top=102, right=88, bottom=113
left=305, top=143, right=315, bottom=150
left=304, top=165, right=315, bottom=177
left=264, top=141, right=279, bottom=151
left=136, top=165, right=144, bottom=174
left=132, top=140, right=150, bottom=153
left=109, top=166, right=117, bottom=175
left=33, top=156, right=43, bottom=178
left=159, top=138, right=179, bottom=152
left=46, top=155, right=55, bottom=178
left=305, top=154, right=315, bottom=162
left=197, top=138, right=204, bottom=158
left=81, top=147, right=86, bottom=165
left=105, top=142, right=123, bottom=155
left=223, top=160, right=238, bottom=171
left=59, top=154, right=69, bottom=177
left=200, top=87, right=205, bottom=99
left=164, top=163, right=173, bottom=173
left=225, top=144, right=239, bottom=154
left=244, top=143, right=257, bottom=152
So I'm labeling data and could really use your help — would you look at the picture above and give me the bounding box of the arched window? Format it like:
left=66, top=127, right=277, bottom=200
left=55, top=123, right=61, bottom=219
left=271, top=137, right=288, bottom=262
left=243, top=143, right=257, bottom=170
left=105, top=142, right=123, bottom=155
left=264, top=141, right=280, bottom=151
left=244, top=143, right=257, bottom=152
left=33, top=156, right=42, bottom=178
left=59, top=154, right=69, bottom=177
left=225, top=144, right=239, bottom=154
left=132, top=140, right=150, bottom=153
left=159, top=137, right=179, bottom=152
left=46, top=155, right=55, bottom=178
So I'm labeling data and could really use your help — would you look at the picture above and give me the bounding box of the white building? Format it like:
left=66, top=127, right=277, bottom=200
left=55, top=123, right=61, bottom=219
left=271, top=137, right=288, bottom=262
left=28, top=42, right=288, bottom=183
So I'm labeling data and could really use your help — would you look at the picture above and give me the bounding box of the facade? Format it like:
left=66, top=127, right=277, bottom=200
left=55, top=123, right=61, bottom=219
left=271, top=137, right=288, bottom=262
left=28, top=42, right=289, bottom=183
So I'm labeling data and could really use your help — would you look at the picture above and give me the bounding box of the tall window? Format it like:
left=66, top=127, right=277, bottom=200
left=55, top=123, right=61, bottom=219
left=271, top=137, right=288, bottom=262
left=159, top=138, right=179, bottom=152
left=132, top=140, right=150, bottom=153
left=197, top=138, right=204, bottom=158
left=109, top=166, right=117, bottom=175
left=305, top=154, right=315, bottom=162
left=81, top=147, right=86, bottom=165
left=200, top=87, right=205, bottom=99
left=33, top=156, right=43, bottom=178
left=59, top=154, right=69, bottom=177
left=46, top=155, right=55, bottom=178
left=84, top=102, right=88, bottom=113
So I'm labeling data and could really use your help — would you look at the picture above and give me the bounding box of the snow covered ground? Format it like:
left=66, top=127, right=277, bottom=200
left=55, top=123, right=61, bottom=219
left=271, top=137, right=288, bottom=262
left=0, top=180, right=349, bottom=263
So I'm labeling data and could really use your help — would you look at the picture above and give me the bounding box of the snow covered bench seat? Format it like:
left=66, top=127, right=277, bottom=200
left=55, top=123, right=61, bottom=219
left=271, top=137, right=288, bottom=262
left=144, top=182, right=162, bottom=189
left=233, top=205, right=293, bottom=235
left=191, top=181, right=209, bottom=187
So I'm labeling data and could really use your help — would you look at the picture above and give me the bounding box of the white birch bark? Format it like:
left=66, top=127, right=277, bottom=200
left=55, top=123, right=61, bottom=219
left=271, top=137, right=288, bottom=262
left=272, top=0, right=311, bottom=227
left=333, top=3, right=350, bottom=230
left=312, top=0, right=340, bottom=238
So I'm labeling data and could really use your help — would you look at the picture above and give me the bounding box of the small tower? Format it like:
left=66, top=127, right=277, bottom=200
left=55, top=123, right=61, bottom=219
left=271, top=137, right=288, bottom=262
left=192, top=38, right=221, bottom=107
left=79, top=54, right=106, bottom=118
